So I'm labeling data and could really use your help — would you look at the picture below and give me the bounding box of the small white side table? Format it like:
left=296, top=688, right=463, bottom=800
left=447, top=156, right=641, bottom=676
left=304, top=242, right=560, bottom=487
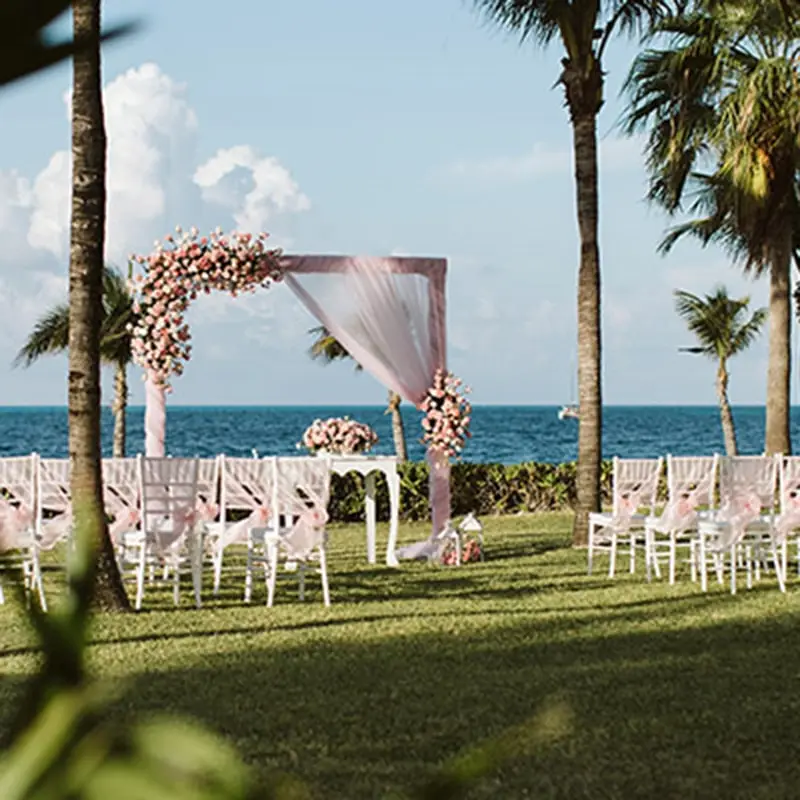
left=328, top=455, right=401, bottom=566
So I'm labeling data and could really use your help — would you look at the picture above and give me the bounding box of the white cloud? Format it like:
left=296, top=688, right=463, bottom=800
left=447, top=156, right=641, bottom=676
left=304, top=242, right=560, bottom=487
left=194, top=145, right=310, bottom=233
left=0, top=63, right=308, bottom=361
left=441, top=135, right=645, bottom=183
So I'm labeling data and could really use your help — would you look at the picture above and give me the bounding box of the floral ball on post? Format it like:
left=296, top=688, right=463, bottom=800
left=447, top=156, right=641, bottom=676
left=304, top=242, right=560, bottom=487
left=300, top=417, right=379, bottom=455
left=420, top=369, right=471, bottom=458
left=129, top=227, right=283, bottom=389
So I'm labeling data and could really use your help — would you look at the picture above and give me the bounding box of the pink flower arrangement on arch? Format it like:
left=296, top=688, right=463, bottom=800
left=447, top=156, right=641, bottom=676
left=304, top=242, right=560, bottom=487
left=129, top=227, right=283, bottom=389
left=420, top=368, right=471, bottom=459
left=299, top=417, right=379, bottom=455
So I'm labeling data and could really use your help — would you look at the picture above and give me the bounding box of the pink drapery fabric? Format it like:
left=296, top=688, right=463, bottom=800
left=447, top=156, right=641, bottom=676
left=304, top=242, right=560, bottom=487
left=145, top=373, right=166, bottom=457
left=140, top=254, right=451, bottom=535
left=282, top=255, right=450, bottom=535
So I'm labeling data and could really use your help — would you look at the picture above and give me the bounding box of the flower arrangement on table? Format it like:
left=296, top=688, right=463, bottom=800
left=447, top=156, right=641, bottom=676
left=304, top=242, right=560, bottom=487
left=129, top=227, right=283, bottom=389
left=420, top=368, right=472, bottom=458
left=299, top=417, right=379, bottom=455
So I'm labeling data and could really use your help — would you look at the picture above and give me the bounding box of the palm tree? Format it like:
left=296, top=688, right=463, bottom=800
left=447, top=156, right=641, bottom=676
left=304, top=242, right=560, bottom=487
left=68, top=0, right=129, bottom=611
left=308, top=326, right=409, bottom=461
left=674, top=287, right=767, bottom=454
left=15, top=266, right=134, bottom=458
left=0, top=0, right=135, bottom=88
left=471, top=0, right=673, bottom=545
left=623, top=0, right=800, bottom=455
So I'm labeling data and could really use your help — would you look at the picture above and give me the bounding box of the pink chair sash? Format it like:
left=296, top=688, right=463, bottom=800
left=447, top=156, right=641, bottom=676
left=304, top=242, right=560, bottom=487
left=0, top=500, right=33, bottom=553
left=149, top=505, right=198, bottom=555
left=220, top=505, right=271, bottom=549
left=715, top=491, right=762, bottom=547
left=108, top=508, right=141, bottom=546
left=775, top=490, right=800, bottom=544
left=38, top=507, right=72, bottom=551
left=282, top=507, right=328, bottom=560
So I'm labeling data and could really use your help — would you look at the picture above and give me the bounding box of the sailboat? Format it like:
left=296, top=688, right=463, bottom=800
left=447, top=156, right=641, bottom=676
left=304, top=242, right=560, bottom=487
left=558, top=358, right=580, bottom=421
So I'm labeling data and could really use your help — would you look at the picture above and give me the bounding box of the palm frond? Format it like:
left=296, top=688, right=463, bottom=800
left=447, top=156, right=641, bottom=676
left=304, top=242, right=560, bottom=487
left=14, top=304, right=70, bottom=367
left=307, top=326, right=362, bottom=372
left=673, top=286, right=766, bottom=361
left=470, top=0, right=562, bottom=47
left=0, top=1, right=138, bottom=88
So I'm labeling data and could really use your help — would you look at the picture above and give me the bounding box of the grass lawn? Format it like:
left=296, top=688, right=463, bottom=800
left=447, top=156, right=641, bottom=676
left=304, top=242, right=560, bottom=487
left=2, top=513, right=800, bottom=798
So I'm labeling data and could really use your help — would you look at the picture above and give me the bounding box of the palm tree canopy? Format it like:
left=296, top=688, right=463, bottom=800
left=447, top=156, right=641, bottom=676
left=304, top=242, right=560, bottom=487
left=674, top=286, right=767, bottom=361
left=622, top=0, right=800, bottom=272
left=0, top=1, right=137, bottom=88
left=14, top=265, right=134, bottom=368
left=307, top=326, right=363, bottom=372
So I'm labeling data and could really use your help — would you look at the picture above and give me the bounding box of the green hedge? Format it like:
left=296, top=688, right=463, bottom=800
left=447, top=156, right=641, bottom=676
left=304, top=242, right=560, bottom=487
left=329, top=460, right=616, bottom=522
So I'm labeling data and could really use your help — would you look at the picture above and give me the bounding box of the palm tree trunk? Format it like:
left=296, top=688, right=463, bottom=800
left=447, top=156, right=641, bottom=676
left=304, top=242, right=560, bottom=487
left=716, top=360, right=737, bottom=456
left=765, top=247, right=792, bottom=455
left=387, top=390, right=407, bottom=462
left=569, top=104, right=603, bottom=547
left=112, top=362, right=127, bottom=458
left=70, top=0, right=129, bottom=611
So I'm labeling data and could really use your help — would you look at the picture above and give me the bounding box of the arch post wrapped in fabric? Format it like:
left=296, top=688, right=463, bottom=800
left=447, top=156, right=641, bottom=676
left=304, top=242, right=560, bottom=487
left=133, top=238, right=452, bottom=546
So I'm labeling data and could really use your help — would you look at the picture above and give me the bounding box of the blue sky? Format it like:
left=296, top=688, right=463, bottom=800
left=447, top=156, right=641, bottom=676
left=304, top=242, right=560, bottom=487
left=0, top=0, right=781, bottom=406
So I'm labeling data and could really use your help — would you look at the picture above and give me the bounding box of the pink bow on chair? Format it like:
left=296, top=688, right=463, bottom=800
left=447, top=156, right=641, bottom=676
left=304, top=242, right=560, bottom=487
left=282, top=506, right=329, bottom=559
left=775, top=489, right=800, bottom=543
left=108, top=508, right=141, bottom=546
left=716, top=490, right=762, bottom=547
left=196, top=501, right=219, bottom=523
left=219, top=505, right=271, bottom=549
left=0, top=500, right=33, bottom=553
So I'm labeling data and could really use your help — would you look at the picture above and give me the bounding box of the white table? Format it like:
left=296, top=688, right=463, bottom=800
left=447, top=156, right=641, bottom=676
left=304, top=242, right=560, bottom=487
left=329, top=455, right=401, bottom=567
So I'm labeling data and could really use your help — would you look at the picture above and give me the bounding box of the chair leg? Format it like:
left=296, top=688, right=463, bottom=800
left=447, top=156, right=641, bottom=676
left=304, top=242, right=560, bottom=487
left=771, top=540, right=787, bottom=593
left=213, top=548, right=224, bottom=596
left=135, top=547, right=146, bottom=611
left=730, top=547, right=737, bottom=595
left=629, top=534, right=636, bottom=574
left=32, top=552, right=47, bottom=612
left=699, top=533, right=708, bottom=592
left=668, top=533, right=677, bottom=585
left=244, top=541, right=253, bottom=603
left=266, top=543, right=278, bottom=608
left=644, top=528, right=653, bottom=583
left=608, top=532, right=618, bottom=579
left=319, top=547, right=330, bottom=607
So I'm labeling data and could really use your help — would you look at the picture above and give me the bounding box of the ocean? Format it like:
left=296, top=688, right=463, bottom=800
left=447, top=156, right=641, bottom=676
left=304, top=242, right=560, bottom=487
left=1, top=405, right=800, bottom=464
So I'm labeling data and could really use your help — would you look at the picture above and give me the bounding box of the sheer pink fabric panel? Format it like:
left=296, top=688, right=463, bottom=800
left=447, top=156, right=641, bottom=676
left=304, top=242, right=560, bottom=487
left=145, top=374, right=166, bottom=457
left=282, top=255, right=450, bottom=534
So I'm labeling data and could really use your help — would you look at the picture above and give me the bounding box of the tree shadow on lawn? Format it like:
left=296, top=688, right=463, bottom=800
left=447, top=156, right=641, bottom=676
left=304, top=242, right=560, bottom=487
left=101, top=603, right=800, bottom=799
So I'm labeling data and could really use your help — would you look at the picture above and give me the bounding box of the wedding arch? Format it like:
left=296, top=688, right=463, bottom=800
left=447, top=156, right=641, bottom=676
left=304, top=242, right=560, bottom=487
left=130, top=228, right=452, bottom=535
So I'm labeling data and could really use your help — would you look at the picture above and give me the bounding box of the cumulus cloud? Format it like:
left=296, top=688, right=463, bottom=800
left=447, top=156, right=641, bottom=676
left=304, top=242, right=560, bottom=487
left=0, top=62, right=309, bottom=371
left=441, top=135, right=645, bottom=183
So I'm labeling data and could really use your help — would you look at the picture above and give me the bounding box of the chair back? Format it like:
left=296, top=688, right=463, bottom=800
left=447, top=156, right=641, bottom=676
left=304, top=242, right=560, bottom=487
left=612, top=457, right=663, bottom=516
left=666, top=454, right=718, bottom=510
left=778, top=456, right=800, bottom=513
left=36, top=458, right=72, bottom=549
left=219, top=456, right=277, bottom=519
left=276, top=457, right=331, bottom=559
left=138, top=456, right=199, bottom=550
left=102, top=457, right=140, bottom=517
left=718, top=455, right=778, bottom=514
left=0, top=455, right=37, bottom=551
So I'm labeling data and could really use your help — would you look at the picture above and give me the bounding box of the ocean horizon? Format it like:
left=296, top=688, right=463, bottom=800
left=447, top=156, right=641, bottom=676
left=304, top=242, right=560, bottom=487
left=3, top=404, right=800, bottom=464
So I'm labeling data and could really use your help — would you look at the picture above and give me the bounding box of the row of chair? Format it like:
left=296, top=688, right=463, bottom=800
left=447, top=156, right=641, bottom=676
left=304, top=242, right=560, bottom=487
left=588, top=454, right=800, bottom=594
left=0, top=454, right=333, bottom=610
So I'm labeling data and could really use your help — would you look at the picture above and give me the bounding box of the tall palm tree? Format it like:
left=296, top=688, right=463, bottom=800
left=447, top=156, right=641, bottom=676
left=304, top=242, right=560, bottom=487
left=674, top=287, right=767, bottom=454
left=471, top=0, right=674, bottom=545
left=308, top=326, right=409, bottom=461
left=15, top=266, right=134, bottom=458
left=69, top=0, right=129, bottom=611
left=623, top=0, right=800, bottom=455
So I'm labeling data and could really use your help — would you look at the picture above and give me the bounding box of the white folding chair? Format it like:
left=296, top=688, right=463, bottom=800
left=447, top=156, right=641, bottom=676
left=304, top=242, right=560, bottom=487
left=696, top=455, right=782, bottom=594
left=102, top=458, right=140, bottom=544
left=0, top=454, right=44, bottom=609
left=209, top=455, right=277, bottom=601
left=120, top=456, right=200, bottom=610
left=36, top=458, right=72, bottom=554
left=645, top=455, right=718, bottom=584
left=588, top=457, right=663, bottom=577
left=773, top=456, right=800, bottom=581
left=268, top=457, right=332, bottom=607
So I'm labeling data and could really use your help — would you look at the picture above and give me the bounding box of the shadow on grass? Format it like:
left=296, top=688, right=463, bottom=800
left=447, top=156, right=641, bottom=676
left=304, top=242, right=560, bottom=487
left=46, top=603, right=794, bottom=799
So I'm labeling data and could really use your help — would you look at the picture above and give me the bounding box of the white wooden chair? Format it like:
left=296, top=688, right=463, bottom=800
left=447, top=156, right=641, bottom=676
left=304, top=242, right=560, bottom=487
left=696, top=455, right=782, bottom=594
left=773, top=456, right=800, bottom=581
left=36, top=458, right=72, bottom=554
left=102, top=458, right=140, bottom=546
left=209, top=455, right=277, bottom=601
left=644, top=455, right=719, bottom=584
left=588, top=457, right=663, bottom=578
left=0, top=454, right=44, bottom=609
left=268, top=457, right=332, bottom=607
left=119, top=456, right=200, bottom=610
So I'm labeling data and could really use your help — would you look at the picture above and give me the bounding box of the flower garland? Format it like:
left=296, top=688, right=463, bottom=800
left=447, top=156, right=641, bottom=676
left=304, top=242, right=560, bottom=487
left=129, top=227, right=283, bottom=388
left=299, top=417, right=379, bottom=455
left=420, top=368, right=471, bottom=458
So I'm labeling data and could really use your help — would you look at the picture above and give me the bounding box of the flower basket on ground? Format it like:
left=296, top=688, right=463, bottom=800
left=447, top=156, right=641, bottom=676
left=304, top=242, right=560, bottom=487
left=300, top=417, right=379, bottom=456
